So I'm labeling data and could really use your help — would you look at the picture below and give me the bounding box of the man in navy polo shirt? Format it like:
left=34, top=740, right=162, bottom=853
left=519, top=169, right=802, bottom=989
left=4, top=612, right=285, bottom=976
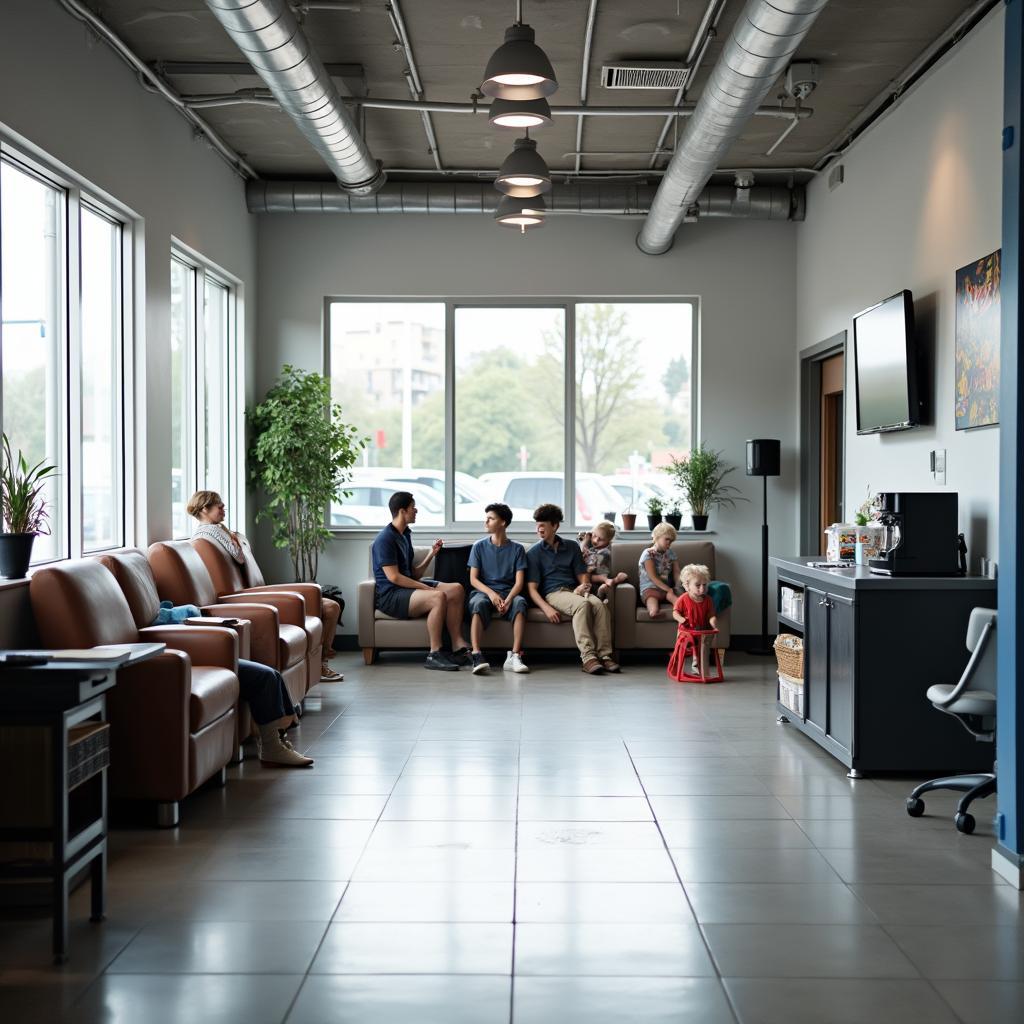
left=526, top=503, right=618, bottom=675
left=371, top=491, right=469, bottom=671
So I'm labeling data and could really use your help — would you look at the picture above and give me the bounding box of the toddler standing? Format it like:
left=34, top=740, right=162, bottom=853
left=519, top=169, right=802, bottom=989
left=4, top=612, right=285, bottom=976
left=579, top=520, right=629, bottom=600
left=638, top=522, right=681, bottom=618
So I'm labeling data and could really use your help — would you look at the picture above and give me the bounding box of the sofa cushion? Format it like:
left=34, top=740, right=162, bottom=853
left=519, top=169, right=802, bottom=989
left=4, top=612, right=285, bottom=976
left=189, top=666, right=238, bottom=732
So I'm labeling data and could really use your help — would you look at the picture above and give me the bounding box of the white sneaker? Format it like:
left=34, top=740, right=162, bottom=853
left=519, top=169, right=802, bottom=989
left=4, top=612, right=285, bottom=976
left=503, top=650, right=530, bottom=674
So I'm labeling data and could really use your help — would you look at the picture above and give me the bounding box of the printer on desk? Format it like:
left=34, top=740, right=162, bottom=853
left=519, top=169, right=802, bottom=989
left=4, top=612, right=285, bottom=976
left=868, top=492, right=963, bottom=576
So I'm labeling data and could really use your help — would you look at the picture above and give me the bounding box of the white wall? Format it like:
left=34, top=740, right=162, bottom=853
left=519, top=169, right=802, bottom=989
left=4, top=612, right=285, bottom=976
left=256, top=212, right=800, bottom=636
left=0, top=0, right=257, bottom=545
left=796, top=9, right=1003, bottom=570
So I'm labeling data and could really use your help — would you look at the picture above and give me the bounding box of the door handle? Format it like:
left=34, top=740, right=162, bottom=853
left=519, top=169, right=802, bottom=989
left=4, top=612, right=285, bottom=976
left=818, top=598, right=827, bottom=606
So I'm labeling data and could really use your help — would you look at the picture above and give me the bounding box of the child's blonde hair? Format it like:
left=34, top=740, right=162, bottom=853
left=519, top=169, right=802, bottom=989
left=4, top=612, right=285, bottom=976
left=651, top=521, right=677, bottom=543
left=681, top=563, right=711, bottom=586
left=592, top=520, right=617, bottom=540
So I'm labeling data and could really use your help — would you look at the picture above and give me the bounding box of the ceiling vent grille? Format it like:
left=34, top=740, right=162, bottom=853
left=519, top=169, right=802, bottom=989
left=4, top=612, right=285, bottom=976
left=601, top=62, right=688, bottom=90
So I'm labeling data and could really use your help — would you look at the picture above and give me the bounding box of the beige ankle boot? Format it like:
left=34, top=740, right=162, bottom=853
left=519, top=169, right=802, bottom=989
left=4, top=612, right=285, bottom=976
left=258, top=723, right=314, bottom=768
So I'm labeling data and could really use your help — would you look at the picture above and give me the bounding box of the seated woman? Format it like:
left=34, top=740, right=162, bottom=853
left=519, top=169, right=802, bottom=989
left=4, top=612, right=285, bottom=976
left=187, top=490, right=343, bottom=682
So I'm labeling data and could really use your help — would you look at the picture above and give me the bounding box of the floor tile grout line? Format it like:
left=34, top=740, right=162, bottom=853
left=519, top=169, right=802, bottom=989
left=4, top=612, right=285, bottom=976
left=621, top=735, right=743, bottom=1024
left=509, top=681, right=525, bottom=1024
left=279, top=675, right=435, bottom=1024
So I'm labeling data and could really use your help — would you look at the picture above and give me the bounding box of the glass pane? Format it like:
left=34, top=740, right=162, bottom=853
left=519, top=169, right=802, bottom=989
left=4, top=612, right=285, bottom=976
left=202, top=278, right=230, bottom=499
left=81, top=207, right=121, bottom=551
left=454, top=306, right=564, bottom=525
left=328, top=302, right=445, bottom=527
left=0, top=160, right=65, bottom=560
left=170, top=259, right=194, bottom=538
left=574, top=302, right=693, bottom=527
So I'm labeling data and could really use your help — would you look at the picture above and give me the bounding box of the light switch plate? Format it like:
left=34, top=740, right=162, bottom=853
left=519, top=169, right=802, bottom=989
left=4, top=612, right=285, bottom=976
left=931, top=448, right=946, bottom=485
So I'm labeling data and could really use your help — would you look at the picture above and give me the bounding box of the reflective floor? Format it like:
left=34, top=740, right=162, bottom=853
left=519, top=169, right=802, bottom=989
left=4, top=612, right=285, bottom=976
left=1, top=652, right=1021, bottom=1023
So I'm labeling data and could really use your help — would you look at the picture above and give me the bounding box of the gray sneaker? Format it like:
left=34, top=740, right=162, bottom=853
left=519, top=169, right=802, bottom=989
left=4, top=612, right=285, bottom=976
left=425, top=650, right=459, bottom=672
left=503, top=650, right=530, bottom=674
left=471, top=652, right=490, bottom=675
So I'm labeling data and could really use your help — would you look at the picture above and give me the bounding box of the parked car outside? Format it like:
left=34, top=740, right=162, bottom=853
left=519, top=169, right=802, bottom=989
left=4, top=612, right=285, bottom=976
left=478, top=471, right=624, bottom=526
left=331, top=477, right=445, bottom=527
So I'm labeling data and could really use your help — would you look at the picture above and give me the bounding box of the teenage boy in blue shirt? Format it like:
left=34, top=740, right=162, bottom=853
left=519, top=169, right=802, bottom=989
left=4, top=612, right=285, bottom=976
left=467, top=502, right=530, bottom=675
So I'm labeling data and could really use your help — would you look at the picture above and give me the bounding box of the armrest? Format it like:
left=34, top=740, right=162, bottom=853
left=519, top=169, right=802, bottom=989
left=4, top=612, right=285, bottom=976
left=140, top=624, right=238, bottom=671
left=240, top=582, right=321, bottom=617
left=358, top=579, right=376, bottom=648
left=220, top=590, right=304, bottom=628
left=186, top=616, right=252, bottom=661
left=203, top=601, right=279, bottom=668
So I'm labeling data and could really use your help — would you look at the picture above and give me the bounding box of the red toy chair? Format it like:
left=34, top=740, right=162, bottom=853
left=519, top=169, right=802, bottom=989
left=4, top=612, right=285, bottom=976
left=667, top=627, right=724, bottom=683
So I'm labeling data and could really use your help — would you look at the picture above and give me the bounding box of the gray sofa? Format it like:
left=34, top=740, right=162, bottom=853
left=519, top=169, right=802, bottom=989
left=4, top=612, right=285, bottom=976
left=357, top=537, right=730, bottom=662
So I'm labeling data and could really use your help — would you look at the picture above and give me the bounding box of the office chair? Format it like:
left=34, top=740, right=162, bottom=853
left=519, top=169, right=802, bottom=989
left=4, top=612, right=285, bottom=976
left=906, top=607, right=996, bottom=835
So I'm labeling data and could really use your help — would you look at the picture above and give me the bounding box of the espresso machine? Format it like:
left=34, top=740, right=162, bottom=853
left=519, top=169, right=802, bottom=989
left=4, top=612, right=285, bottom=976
left=868, top=492, right=962, bottom=576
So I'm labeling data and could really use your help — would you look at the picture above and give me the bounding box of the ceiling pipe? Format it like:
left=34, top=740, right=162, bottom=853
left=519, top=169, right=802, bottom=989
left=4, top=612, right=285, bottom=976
left=637, top=0, right=830, bottom=255
left=245, top=180, right=803, bottom=218
left=203, top=0, right=385, bottom=195
left=574, top=0, right=600, bottom=175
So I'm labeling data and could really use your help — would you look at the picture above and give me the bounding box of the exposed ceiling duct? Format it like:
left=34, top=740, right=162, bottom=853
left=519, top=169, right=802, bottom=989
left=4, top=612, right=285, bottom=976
left=245, top=181, right=804, bottom=219
left=637, top=0, right=830, bottom=255
left=203, top=0, right=384, bottom=195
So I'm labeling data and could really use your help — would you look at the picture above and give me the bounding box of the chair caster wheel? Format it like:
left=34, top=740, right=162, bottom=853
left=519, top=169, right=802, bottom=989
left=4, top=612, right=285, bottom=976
left=906, top=797, right=925, bottom=817
left=955, top=812, right=975, bottom=834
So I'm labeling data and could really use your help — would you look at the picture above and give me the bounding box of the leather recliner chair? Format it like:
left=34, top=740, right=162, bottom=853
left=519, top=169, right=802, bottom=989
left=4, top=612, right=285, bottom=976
left=190, top=537, right=324, bottom=692
left=147, top=540, right=309, bottom=708
left=29, top=559, right=240, bottom=828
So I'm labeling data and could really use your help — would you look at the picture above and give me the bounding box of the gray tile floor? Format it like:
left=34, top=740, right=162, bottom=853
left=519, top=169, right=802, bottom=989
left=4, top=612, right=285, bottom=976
left=2, top=652, right=1021, bottom=1023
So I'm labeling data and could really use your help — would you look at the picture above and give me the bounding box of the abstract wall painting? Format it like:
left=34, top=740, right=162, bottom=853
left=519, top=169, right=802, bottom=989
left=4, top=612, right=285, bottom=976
left=955, top=248, right=1000, bottom=430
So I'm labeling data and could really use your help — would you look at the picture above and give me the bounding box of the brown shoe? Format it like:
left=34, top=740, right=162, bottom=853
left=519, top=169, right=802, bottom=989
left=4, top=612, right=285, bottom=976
left=601, top=658, right=621, bottom=673
left=581, top=659, right=604, bottom=675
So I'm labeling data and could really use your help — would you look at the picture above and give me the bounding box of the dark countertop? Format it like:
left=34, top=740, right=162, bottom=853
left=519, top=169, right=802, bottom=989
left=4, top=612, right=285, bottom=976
left=771, top=555, right=998, bottom=591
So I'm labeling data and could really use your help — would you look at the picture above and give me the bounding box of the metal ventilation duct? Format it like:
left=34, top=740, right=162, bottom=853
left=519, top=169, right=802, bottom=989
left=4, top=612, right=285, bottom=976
left=637, top=0, right=829, bottom=254
left=246, top=181, right=804, bottom=219
left=203, top=0, right=384, bottom=195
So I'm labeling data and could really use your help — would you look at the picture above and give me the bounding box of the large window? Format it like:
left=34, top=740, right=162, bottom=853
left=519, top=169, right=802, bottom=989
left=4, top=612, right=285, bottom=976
left=1, top=151, right=129, bottom=561
left=327, top=299, right=697, bottom=529
left=170, top=250, right=239, bottom=538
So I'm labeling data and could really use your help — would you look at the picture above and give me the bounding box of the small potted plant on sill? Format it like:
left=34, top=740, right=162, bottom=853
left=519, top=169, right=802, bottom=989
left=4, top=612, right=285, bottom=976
left=0, top=433, right=57, bottom=579
left=665, top=501, right=683, bottom=531
left=668, top=443, right=745, bottom=531
left=645, top=496, right=663, bottom=531
left=621, top=504, right=637, bottom=532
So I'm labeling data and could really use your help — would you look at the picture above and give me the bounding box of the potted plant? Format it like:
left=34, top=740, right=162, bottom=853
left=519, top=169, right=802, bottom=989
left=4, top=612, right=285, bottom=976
left=0, top=433, right=57, bottom=579
left=665, top=501, right=683, bottom=530
left=668, top=444, right=744, bottom=531
left=645, top=496, right=663, bottom=531
left=621, top=504, right=637, bottom=532
left=248, top=365, right=367, bottom=582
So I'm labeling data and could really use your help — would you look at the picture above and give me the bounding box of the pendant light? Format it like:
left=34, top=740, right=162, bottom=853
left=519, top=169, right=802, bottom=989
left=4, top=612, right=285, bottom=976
left=488, top=96, right=553, bottom=130
left=495, top=136, right=551, bottom=198
left=481, top=1, right=558, bottom=100
left=494, top=194, right=546, bottom=232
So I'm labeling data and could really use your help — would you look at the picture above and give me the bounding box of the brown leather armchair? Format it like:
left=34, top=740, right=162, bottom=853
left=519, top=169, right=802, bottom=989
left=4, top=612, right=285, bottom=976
left=96, top=548, right=256, bottom=751
left=29, top=559, right=240, bottom=828
left=147, top=540, right=308, bottom=708
left=191, top=537, right=324, bottom=690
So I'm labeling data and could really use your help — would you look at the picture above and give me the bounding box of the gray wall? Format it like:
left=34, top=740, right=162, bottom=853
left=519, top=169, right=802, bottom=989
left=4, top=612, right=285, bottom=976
left=0, top=0, right=257, bottom=645
left=255, top=212, right=800, bottom=636
left=795, top=9, right=1002, bottom=571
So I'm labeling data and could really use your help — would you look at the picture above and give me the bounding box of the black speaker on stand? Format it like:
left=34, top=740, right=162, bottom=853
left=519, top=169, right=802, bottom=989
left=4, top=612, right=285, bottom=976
left=746, top=439, right=781, bottom=656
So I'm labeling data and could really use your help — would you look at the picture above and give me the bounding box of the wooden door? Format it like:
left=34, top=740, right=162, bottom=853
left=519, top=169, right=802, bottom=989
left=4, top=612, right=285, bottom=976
left=818, top=354, right=845, bottom=544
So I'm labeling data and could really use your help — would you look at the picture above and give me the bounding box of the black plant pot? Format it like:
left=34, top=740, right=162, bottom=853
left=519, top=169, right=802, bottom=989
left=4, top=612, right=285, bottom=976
left=0, top=532, right=36, bottom=579
left=647, top=514, right=663, bottom=530
left=691, top=514, right=709, bottom=531
left=665, top=513, right=682, bottom=530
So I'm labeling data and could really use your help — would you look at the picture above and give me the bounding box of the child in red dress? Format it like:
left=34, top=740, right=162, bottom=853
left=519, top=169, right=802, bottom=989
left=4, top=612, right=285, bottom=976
left=673, top=564, right=718, bottom=674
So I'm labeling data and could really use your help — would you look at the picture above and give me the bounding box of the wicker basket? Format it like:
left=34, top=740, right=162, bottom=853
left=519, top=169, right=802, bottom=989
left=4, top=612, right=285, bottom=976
left=773, top=634, right=804, bottom=680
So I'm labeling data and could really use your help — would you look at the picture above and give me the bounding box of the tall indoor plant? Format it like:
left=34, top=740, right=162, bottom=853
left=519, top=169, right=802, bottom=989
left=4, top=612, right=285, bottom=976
left=0, top=433, right=57, bottom=579
left=668, top=443, right=744, bottom=530
left=248, top=365, right=366, bottom=582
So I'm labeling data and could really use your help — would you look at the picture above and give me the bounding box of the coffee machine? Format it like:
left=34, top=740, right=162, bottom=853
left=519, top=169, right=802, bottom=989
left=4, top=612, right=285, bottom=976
left=868, top=492, right=961, bottom=576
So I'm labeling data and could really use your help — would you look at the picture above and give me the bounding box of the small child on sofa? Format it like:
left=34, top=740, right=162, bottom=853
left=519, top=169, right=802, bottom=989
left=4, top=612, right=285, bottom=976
left=638, top=522, right=682, bottom=618
left=578, top=520, right=629, bottom=600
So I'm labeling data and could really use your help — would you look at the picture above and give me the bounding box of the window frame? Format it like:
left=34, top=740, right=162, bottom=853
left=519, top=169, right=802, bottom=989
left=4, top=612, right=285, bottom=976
left=0, top=137, right=135, bottom=562
left=324, top=295, right=699, bottom=533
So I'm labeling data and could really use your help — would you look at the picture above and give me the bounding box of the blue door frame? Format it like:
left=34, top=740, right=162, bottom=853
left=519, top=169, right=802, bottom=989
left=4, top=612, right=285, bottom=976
left=997, top=0, right=1024, bottom=878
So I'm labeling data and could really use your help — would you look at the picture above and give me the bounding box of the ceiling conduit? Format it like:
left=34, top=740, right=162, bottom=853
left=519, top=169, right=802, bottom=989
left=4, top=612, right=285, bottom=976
left=245, top=181, right=804, bottom=219
left=636, top=0, right=829, bottom=255
left=203, top=0, right=385, bottom=195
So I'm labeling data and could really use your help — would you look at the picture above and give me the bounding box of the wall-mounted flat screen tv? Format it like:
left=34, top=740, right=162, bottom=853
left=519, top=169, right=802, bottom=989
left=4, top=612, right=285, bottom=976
left=853, top=289, right=920, bottom=434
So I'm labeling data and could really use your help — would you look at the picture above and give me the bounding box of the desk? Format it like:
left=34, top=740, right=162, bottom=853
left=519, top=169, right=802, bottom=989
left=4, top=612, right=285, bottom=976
left=0, top=643, right=164, bottom=963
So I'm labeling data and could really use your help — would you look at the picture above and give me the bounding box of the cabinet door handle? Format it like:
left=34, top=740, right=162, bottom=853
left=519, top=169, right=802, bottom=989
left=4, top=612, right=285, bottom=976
left=818, top=598, right=827, bottom=606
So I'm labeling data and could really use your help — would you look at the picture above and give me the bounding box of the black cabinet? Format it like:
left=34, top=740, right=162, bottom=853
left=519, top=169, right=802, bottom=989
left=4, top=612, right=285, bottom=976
left=772, top=558, right=995, bottom=777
